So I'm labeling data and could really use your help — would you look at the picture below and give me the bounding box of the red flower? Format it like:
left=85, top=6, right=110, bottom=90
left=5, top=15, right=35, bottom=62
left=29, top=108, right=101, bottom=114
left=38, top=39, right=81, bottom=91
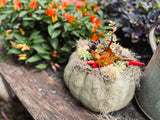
left=11, top=38, right=15, bottom=41
left=14, top=0, right=22, bottom=10
left=76, top=4, right=81, bottom=12
left=30, top=0, right=37, bottom=10
left=129, top=61, right=145, bottom=66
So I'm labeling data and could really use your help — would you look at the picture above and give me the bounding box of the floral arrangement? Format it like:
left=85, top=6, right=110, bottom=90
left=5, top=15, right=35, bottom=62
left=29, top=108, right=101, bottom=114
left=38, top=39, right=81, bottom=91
left=77, top=21, right=145, bottom=69
left=99, top=0, right=160, bottom=43
left=0, top=0, right=107, bottom=71
left=63, top=21, right=145, bottom=113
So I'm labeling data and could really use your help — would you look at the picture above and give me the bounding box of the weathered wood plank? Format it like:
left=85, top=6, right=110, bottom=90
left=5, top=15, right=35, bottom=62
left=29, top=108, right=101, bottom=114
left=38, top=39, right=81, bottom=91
left=0, top=44, right=98, bottom=120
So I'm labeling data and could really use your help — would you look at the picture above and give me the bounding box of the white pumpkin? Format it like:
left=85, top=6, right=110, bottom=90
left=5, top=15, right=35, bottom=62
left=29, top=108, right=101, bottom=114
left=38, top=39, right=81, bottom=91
left=64, top=48, right=141, bottom=112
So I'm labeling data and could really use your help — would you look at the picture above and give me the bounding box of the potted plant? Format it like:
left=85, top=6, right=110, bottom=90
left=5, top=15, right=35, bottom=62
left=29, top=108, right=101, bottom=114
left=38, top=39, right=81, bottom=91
left=64, top=21, right=145, bottom=113
left=0, top=0, right=107, bottom=71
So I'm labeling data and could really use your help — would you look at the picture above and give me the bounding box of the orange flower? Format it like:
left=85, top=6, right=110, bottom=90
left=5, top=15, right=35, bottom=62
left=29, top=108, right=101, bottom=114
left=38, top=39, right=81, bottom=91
left=62, top=0, right=73, bottom=8
left=11, top=45, right=15, bottom=48
left=85, top=11, right=90, bottom=16
left=30, top=0, right=37, bottom=10
left=0, top=0, right=7, bottom=8
left=65, top=13, right=75, bottom=23
left=95, top=20, right=101, bottom=27
left=91, top=34, right=100, bottom=41
left=99, top=31, right=105, bottom=35
left=17, top=44, right=25, bottom=49
left=45, top=8, right=57, bottom=17
left=19, top=28, right=25, bottom=35
left=90, top=15, right=98, bottom=24
left=52, top=53, right=56, bottom=57
left=0, top=20, right=2, bottom=24
left=92, top=27, right=97, bottom=32
left=14, top=0, right=22, bottom=10
left=5, top=29, right=12, bottom=37
left=94, top=6, right=100, bottom=12
left=63, top=11, right=66, bottom=17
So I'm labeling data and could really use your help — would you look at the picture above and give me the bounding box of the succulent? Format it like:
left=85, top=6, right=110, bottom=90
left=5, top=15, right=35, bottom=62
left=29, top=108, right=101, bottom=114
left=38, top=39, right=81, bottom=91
left=91, top=48, right=117, bottom=67
left=80, top=50, right=92, bottom=61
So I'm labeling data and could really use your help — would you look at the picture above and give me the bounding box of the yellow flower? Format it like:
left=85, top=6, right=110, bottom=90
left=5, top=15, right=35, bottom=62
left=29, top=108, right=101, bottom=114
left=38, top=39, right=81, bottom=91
left=51, top=15, right=58, bottom=23
left=21, top=46, right=30, bottom=51
left=18, top=54, right=27, bottom=60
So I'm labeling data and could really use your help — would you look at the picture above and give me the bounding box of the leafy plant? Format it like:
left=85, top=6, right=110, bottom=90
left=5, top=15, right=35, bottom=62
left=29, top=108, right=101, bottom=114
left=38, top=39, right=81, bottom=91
left=0, top=0, right=108, bottom=71
left=98, top=0, right=160, bottom=43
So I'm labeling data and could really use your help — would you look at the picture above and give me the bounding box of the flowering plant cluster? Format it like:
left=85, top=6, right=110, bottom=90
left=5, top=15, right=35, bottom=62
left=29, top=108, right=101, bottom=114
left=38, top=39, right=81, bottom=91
left=78, top=21, right=145, bottom=69
left=0, top=0, right=107, bottom=71
left=99, top=0, right=160, bottom=43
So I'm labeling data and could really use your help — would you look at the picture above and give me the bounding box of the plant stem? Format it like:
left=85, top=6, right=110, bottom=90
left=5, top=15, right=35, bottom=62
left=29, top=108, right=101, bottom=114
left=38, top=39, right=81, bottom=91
left=108, top=25, right=114, bottom=48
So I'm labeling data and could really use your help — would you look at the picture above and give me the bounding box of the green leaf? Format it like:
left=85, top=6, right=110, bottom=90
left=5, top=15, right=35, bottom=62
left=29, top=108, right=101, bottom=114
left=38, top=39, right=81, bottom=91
left=72, top=31, right=80, bottom=37
left=1, top=10, right=13, bottom=14
left=19, top=11, right=28, bottom=17
left=0, top=15, right=7, bottom=21
left=64, top=23, right=72, bottom=31
left=32, top=45, right=50, bottom=54
left=26, top=55, right=41, bottom=63
left=22, top=21, right=35, bottom=28
left=8, top=48, right=21, bottom=54
left=14, top=34, right=25, bottom=43
left=68, top=41, right=76, bottom=46
left=52, top=30, right=61, bottom=38
left=61, top=45, right=71, bottom=52
left=52, top=22, right=62, bottom=29
left=33, top=37, right=46, bottom=43
left=11, top=13, right=19, bottom=23
left=37, top=0, right=47, bottom=8
left=23, top=17, right=35, bottom=20
left=97, top=10, right=104, bottom=18
left=35, top=63, right=48, bottom=69
left=42, top=44, right=51, bottom=50
left=62, top=31, right=69, bottom=37
left=48, top=25, right=55, bottom=36
left=29, top=31, right=40, bottom=41
left=0, top=53, right=9, bottom=62
left=39, top=54, right=51, bottom=60
left=32, top=13, right=41, bottom=20
left=58, top=58, right=67, bottom=63
left=35, top=9, right=45, bottom=14
left=50, top=38, right=58, bottom=49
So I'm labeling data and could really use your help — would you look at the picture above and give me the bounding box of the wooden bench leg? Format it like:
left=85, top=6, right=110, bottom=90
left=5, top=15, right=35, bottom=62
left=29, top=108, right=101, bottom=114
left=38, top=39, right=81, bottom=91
left=0, top=74, right=15, bottom=102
